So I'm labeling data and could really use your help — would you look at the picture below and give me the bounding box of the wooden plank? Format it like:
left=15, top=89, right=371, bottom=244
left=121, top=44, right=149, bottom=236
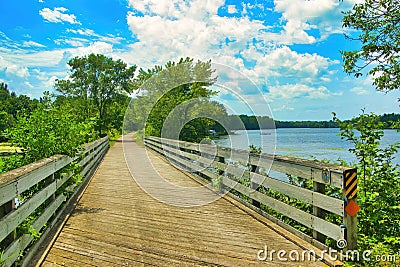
left=0, top=155, right=70, bottom=207
left=80, top=143, right=109, bottom=179
left=79, top=140, right=109, bottom=168
left=222, top=177, right=343, bottom=241
left=82, top=137, right=109, bottom=154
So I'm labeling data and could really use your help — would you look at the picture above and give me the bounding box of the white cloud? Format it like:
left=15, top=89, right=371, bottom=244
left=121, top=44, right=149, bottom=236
left=67, top=28, right=124, bottom=44
left=124, top=0, right=270, bottom=69
left=268, top=84, right=331, bottom=99
left=55, top=37, right=90, bottom=47
left=350, top=87, right=370, bottom=95
left=24, top=81, right=34, bottom=88
left=67, top=28, right=95, bottom=36
left=227, top=5, right=238, bottom=14
left=273, top=104, right=294, bottom=111
left=240, top=46, right=338, bottom=87
left=6, top=65, right=29, bottom=78
left=39, top=7, right=80, bottom=24
left=273, top=0, right=358, bottom=42
left=0, top=55, right=29, bottom=78
left=23, top=40, right=46, bottom=48
left=4, top=41, right=114, bottom=70
left=32, top=68, right=49, bottom=81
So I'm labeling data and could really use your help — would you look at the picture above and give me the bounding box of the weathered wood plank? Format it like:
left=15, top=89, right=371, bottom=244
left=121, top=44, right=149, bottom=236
left=221, top=177, right=343, bottom=241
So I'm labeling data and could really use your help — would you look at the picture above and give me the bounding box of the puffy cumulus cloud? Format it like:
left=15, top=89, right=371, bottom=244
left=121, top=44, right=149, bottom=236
left=268, top=84, right=331, bottom=99
left=6, top=65, right=29, bottom=78
left=227, top=5, right=238, bottom=14
left=39, top=7, right=80, bottom=24
left=240, top=46, right=338, bottom=87
left=273, top=0, right=359, bottom=41
left=123, top=0, right=342, bottom=96
left=0, top=55, right=29, bottom=78
left=125, top=0, right=269, bottom=68
left=128, top=0, right=223, bottom=20
left=72, top=41, right=113, bottom=56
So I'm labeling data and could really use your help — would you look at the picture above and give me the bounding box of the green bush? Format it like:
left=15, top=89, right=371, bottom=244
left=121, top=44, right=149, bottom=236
left=334, top=111, right=400, bottom=266
left=6, top=104, right=98, bottom=164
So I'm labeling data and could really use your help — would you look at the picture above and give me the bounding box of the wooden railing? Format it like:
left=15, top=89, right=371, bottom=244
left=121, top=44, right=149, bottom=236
left=0, top=137, right=109, bottom=266
left=144, top=136, right=358, bottom=251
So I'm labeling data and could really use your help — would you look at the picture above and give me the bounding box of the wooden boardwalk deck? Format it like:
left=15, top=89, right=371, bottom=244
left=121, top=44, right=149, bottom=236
left=39, top=137, right=327, bottom=266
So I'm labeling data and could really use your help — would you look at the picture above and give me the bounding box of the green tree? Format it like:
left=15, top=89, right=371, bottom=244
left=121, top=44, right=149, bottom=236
left=130, top=57, right=225, bottom=142
left=342, top=0, right=400, bottom=92
left=55, top=54, right=136, bottom=136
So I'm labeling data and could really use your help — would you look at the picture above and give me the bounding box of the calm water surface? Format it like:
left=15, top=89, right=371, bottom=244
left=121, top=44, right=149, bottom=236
left=214, top=128, right=400, bottom=165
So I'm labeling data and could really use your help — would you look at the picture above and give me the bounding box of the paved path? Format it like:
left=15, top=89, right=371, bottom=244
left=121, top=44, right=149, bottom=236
left=40, top=137, right=326, bottom=266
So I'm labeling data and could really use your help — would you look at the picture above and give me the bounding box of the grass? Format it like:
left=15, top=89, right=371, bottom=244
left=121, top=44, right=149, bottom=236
left=325, top=147, right=345, bottom=151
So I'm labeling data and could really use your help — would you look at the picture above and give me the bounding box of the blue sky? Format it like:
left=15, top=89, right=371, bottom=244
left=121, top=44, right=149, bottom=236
left=0, top=0, right=399, bottom=121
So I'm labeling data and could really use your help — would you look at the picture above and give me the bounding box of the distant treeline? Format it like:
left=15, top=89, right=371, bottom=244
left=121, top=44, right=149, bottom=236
left=224, top=114, right=400, bottom=130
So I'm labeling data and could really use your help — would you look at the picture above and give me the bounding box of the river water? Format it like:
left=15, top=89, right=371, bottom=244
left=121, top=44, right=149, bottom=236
left=213, top=128, right=400, bottom=166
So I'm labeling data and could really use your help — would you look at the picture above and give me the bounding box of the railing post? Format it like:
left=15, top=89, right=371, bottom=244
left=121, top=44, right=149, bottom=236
left=312, top=176, right=326, bottom=243
left=250, top=164, right=261, bottom=209
left=217, top=156, right=225, bottom=193
left=343, top=168, right=358, bottom=250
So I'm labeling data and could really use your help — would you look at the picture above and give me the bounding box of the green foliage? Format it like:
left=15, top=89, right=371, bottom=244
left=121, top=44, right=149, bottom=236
left=0, top=154, right=25, bottom=174
left=55, top=54, right=136, bottom=136
left=342, top=0, right=400, bottom=92
left=249, top=144, right=262, bottom=154
left=333, top=111, right=400, bottom=266
left=129, top=57, right=227, bottom=142
left=6, top=104, right=97, bottom=163
left=0, top=82, right=39, bottom=141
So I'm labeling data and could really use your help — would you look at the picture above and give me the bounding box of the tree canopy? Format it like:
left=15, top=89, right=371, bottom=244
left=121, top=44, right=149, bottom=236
left=55, top=54, right=136, bottom=135
left=342, top=0, right=400, bottom=92
left=126, top=57, right=227, bottom=142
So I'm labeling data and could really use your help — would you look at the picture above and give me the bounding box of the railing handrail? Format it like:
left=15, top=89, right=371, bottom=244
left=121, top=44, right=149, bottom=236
left=144, top=136, right=358, bottom=251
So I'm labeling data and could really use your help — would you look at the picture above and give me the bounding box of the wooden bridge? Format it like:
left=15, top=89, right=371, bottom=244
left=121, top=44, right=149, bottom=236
left=0, top=134, right=357, bottom=266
